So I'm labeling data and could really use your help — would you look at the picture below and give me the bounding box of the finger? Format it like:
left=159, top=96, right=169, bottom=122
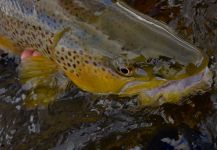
left=32, top=51, right=41, bottom=56
left=21, top=49, right=34, bottom=60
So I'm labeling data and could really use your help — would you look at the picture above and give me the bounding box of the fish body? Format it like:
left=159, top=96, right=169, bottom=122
left=0, top=0, right=212, bottom=105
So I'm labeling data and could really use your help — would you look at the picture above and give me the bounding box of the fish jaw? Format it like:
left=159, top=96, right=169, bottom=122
left=118, top=79, right=167, bottom=96
left=138, top=67, right=213, bottom=106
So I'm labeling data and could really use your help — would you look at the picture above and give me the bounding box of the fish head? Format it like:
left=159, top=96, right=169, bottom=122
left=54, top=46, right=164, bottom=95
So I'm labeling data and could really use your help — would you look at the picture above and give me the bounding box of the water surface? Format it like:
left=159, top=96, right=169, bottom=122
left=0, top=0, right=217, bottom=149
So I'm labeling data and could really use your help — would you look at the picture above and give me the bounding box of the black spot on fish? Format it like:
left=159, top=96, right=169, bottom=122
left=33, top=25, right=37, bottom=30
left=68, top=52, right=72, bottom=56
left=48, top=38, right=53, bottom=44
left=88, top=56, right=92, bottom=60
left=63, top=66, right=67, bottom=70
left=47, top=49, right=51, bottom=55
left=36, top=44, right=40, bottom=49
left=57, top=59, right=61, bottom=63
left=73, top=64, right=76, bottom=68
left=93, top=62, right=97, bottom=66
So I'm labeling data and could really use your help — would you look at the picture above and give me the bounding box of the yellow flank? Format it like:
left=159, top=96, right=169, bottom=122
left=65, top=63, right=132, bottom=94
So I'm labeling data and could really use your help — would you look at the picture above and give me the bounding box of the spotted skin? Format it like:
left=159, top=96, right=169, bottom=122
left=53, top=43, right=131, bottom=93
left=0, top=2, right=56, bottom=58
left=0, top=0, right=210, bottom=105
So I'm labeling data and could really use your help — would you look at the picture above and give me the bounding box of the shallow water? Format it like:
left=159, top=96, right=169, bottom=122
left=0, top=0, right=217, bottom=149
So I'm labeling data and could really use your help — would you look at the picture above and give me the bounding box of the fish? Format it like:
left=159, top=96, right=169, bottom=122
left=0, top=0, right=212, bottom=106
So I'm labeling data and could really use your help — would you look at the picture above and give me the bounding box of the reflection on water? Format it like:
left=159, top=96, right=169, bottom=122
left=0, top=0, right=217, bottom=149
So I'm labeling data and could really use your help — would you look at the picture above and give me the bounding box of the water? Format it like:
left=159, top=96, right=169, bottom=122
left=0, top=0, right=217, bottom=149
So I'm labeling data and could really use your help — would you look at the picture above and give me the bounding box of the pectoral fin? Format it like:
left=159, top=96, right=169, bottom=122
left=19, top=56, right=59, bottom=82
left=19, top=56, right=71, bottom=108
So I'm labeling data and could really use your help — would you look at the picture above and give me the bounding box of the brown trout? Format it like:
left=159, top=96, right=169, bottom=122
left=0, top=0, right=212, bottom=106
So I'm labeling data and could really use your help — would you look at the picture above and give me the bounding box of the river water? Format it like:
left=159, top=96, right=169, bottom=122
left=0, top=0, right=217, bottom=149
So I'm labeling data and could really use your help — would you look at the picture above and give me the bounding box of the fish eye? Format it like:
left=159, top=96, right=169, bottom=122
left=117, top=66, right=132, bottom=76
left=120, top=67, right=129, bottom=74
left=112, top=57, right=134, bottom=77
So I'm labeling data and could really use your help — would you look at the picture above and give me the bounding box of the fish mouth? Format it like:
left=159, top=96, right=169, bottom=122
left=119, top=67, right=212, bottom=98
left=118, top=78, right=166, bottom=96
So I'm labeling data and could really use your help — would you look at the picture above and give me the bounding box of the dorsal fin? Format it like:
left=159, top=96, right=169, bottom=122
left=51, top=28, right=70, bottom=51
